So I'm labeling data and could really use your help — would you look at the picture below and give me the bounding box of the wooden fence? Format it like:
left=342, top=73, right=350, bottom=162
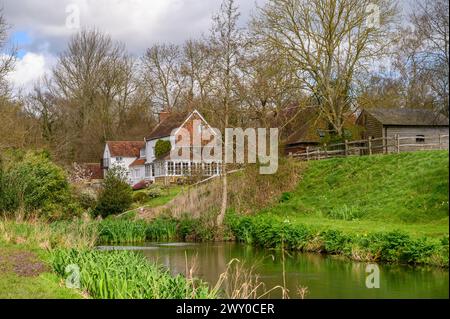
left=291, top=134, right=449, bottom=161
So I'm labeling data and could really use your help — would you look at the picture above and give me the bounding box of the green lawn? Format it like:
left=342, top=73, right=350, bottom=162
left=0, top=244, right=82, bottom=299
left=267, top=151, right=449, bottom=238
left=121, top=186, right=184, bottom=219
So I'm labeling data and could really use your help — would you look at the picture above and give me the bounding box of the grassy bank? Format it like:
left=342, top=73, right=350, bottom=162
left=225, top=212, right=449, bottom=267
left=271, top=151, right=449, bottom=236
left=224, top=151, right=449, bottom=267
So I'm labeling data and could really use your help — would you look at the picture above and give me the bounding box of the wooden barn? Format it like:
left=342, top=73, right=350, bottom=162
left=356, top=108, right=449, bottom=152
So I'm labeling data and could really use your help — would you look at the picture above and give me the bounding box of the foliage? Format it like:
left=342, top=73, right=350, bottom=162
left=146, top=218, right=178, bottom=241
left=50, top=249, right=215, bottom=299
left=147, top=185, right=163, bottom=199
left=225, top=212, right=448, bottom=266
left=95, top=167, right=133, bottom=218
left=154, top=140, right=171, bottom=158
left=0, top=151, right=79, bottom=219
left=98, top=219, right=148, bottom=243
left=132, top=191, right=148, bottom=203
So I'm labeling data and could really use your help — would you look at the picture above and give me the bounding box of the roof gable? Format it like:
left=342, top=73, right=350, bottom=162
left=146, top=109, right=214, bottom=141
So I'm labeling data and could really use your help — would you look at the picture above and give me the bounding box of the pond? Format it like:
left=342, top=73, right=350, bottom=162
left=98, top=242, right=449, bottom=299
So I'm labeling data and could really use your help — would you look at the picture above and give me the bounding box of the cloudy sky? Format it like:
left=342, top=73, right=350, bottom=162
left=2, top=0, right=265, bottom=92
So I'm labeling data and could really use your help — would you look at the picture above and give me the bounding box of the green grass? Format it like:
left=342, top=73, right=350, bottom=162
left=0, top=244, right=82, bottom=299
left=267, top=151, right=449, bottom=237
left=50, top=249, right=215, bottom=299
left=225, top=151, right=449, bottom=266
left=121, top=186, right=184, bottom=220
left=0, top=272, right=82, bottom=299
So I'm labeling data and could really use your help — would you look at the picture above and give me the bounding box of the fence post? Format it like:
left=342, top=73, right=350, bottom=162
left=324, top=143, right=328, bottom=159
left=368, top=137, right=372, bottom=155
left=344, top=140, right=348, bottom=156
left=439, top=134, right=442, bottom=150
left=306, top=147, right=309, bottom=161
left=396, top=134, right=400, bottom=153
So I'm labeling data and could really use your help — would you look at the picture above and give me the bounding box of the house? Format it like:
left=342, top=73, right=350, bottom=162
left=101, top=110, right=222, bottom=185
left=102, top=141, right=146, bottom=184
left=356, top=108, right=449, bottom=152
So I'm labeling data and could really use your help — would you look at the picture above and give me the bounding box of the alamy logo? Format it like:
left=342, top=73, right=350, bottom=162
left=365, top=264, right=380, bottom=289
left=170, top=120, right=279, bottom=174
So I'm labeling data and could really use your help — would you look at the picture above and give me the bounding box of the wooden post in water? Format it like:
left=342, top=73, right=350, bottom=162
left=368, top=137, right=372, bottom=155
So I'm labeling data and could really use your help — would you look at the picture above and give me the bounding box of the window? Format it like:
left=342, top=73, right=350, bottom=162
left=145, top=164, right=151, bottom=177
left=116, top=157, right=123, bottom=162
left=167, top=161, right=174, bottom=175
left=182, top=162, right=189, bottom=175
left=416, top=135, right=425, bottom=143
left=204, top=163, right=211, bottom=176
left=175, top=162, right=182, bottom=175
left=140, top=148, right=146, bottom=158
left=318, top=130, right=326, bottom=139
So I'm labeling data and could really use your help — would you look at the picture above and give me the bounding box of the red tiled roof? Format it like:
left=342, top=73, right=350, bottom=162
left=130, top=158, right=146, bottom=167
left=107, top=141, right=145, bottom=157
left=146, top=112, right=188, bottom=140
left=83, top=163, right=104, bottom=180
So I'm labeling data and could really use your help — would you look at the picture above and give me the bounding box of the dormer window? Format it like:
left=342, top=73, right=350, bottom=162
left=116, top=157, right=123, bottom=162
left=140, top=148, right=145, bottom=158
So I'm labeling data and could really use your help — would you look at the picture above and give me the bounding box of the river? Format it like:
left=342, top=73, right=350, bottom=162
left=98, top=242, right=449, bottom=299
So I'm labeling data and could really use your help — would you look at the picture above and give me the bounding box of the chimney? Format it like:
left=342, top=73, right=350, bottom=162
left=158, top=111, right=171, bottom=123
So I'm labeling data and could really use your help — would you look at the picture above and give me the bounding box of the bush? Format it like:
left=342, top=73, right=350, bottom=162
left=0, top=151, right=79, bottom=219
left=95, top=167, right=133, bottom=218
left=154, top=140, right=171, bottom=158
left=147, top=185, right=163, bottom=199
left=132, top=191, right=148, bottom=203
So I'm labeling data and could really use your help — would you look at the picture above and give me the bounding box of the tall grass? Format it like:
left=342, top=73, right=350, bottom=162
left=98, top=220, right=147, bottom=243
left=0, top=217, right=98, bottom=249
left=50, top=249, right=215, bottom=299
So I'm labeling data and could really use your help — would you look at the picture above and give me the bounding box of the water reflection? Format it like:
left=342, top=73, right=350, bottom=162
left=107, top=242, right=449, bottom=299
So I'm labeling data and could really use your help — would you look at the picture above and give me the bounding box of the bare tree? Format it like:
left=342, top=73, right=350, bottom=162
left=253, top=0, right=398, bottom=136
left=181, top=39, right=217, bottom=108
left=0, top=9, right=15, bottom=97
left=210, top=0, right=244, bottom=226
left=141, top=43, right=185, bottom=111
left=409, top=0, right=448, bottom=115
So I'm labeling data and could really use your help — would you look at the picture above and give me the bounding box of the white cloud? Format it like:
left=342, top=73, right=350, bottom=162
left=3, top=0, right=264, bottom=55
left=7, top=52, right=55, bottom=93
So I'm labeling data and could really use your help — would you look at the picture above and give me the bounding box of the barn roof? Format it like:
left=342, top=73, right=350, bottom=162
left=364, top=108, right=449, bottom=126
left=106, top=141, right=145, bottom=157
left=146, top=112, right=188, bottom=141
left=285, top=107, right=325, bottom=145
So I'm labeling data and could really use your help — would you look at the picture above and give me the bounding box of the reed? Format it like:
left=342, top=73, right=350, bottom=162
left=50, top=249, right=215, bottom=299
